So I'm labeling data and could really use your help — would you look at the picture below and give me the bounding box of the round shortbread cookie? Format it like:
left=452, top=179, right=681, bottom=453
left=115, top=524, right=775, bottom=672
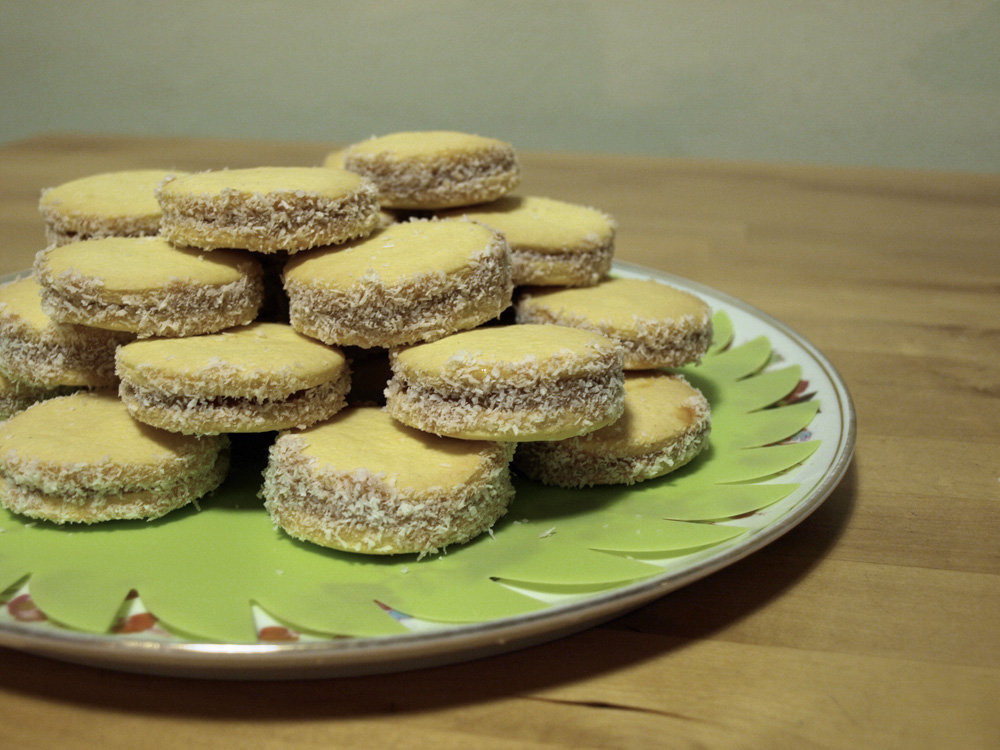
left=0, top=275, right=131, bottom=389
left=262, top=406, right=515, bottom=555
left=116, top=322, right=350, bottom=435
left=438, top=195, right=616, bottom=287
left=156, top=167, right=380, bottom=254
left=285, top=218, right=513, bottom=348
left=515, top=278, right=713, bottom=369
left=0, top=391, right=229, bottom=524
left=38, top=169, right=186, bottom=246
left=34, top=237, right=263, bottom=338
left=385, top=324, right=625, bottom=442
left=337, top=131, right=520, bottom=210
left=514, top=371, right=710, bottom=487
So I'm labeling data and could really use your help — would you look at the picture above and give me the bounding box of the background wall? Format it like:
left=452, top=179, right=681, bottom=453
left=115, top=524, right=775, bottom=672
left=2, top=0, right=998, bottom=172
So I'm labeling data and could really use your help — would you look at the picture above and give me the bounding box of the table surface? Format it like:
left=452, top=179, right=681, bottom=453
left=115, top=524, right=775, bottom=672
left=0, top=134, right=997, bottom=748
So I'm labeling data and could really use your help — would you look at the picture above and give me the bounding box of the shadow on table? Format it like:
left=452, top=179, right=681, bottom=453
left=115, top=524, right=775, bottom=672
left=0, top=462, right=857, bottom=718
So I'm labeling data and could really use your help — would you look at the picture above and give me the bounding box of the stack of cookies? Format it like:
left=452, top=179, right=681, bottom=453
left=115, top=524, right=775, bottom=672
left=0, top=130, right=713, bottom=557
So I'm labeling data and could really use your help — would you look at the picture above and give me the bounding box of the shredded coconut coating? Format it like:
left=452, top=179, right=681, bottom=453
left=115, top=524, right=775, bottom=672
left=119, top=369, right=350, bottom=435
left=343, top=146, right=520, bottom=210
left=39, top=212, right=160, bottom=247
left=0, top=311, right=131, bottom=389
left=514, top=300, right=713, bottom=369
left=286, top=235, right=513, bottom=348
left=514, top=392, right=711, bottom=487
left=262, top=435, right=515, bottom=554
left=33, top=250, right=264, bottom=338
left=0, top=447, right=229, bottom=524
left=156, top=177, right=381, bottom=254
left=510, top=243, right=614, bottom=287
left=385, top=341, right=625, bottom=441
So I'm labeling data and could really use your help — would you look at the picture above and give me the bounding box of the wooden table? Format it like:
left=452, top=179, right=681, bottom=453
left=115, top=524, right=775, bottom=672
left=0, top=135, right=997, bottom=748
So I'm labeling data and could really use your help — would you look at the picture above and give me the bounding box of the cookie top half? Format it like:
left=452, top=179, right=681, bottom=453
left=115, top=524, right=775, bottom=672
left=116, top=322, right=347, bottom=400
left=0, top=275, right=56, bottom=333
left=156, top=166, right=380, bottom=253
left=570, top=372, right=710, bottom=457
left=441, top=195, right=615, bottom=254
left=516, top=277, right=712, bottom=368
left=289, top=406, right=502, bottom=493
left=36, top=237, right=254, bottom=296
left=284, top=219, right=502, bottom=288
left=160, top=166, right=364, bottom=198
left=40, top=169, right=180, bottom=219
left=345, top=130, right=510, bottom=160
left=392, top=323, right=621, bottom=387
left=339, top=130, right=520, bottom=210
left=519, top=278, right=710, bottom=329
left=0, top=391, right=222, bottom=491
left=38, top=169, right=184, bottom=244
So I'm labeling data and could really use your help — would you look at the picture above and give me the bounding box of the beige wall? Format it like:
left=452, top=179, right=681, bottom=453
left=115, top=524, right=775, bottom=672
left=2, top=0, right=998, bottom=171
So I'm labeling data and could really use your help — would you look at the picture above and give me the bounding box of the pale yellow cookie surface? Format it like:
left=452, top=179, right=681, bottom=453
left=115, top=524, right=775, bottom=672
left=0, top=391, right=208, bottom=470
left=39, top=169, right=182, bottom=218
left=519, top=278, right=710, bottom=333
left=444, top=195, right=614, bottom=253
left=38, top=237, right=251, bottom=293
left=0, top=276, right=52, bottom=332
left=295, top=406, right=498, bottom=493
left=158, top=166, right=368, bottom=199
left=394, top=324, right=618, bottom=383
left=345, top=131, right=511, bottom=160
left=116, top=323, right=347, bottom=398
left=571, top=372, right=709, bottom=457
left=285, top=220, right=499, bottom=288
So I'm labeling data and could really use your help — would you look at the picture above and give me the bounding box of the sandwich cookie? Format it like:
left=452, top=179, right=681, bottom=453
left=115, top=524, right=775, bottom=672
left=0, top=391, right=229, bottom=524
left=156, top=167, right=380, bottom=254
left=385, top=324, right=625, bottom=442
left=515, top=277, right=713, bottom=369
left=439, top=195, right=615, bottom=287
left=38, top=169, right=185, bottom=246
left=514, top=371, right=710, bottom=487
left=0, top=275, right=130, bottom=389
left=116, top=322, right=350, bottom=435
left=284, top=218, right=512, bottom=348
left=336, top=131, right=520, bottom=210
left=34, top=237, right=263, bottom=338
left=262, top=406, right=515, bottom=555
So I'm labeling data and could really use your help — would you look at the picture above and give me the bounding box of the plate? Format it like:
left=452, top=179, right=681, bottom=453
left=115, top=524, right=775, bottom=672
left=0, top=262, right=855, bottom=679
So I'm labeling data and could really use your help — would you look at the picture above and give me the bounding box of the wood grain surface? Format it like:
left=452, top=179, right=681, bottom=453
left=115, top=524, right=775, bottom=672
left=0, top=135, right=997, bottom=748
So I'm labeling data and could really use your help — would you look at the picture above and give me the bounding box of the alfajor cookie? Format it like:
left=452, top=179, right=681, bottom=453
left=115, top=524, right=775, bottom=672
left=0, top=275, right=131, bottom=389
left=284, top=218, right=512, bottom=348
left=439, top=195, right=615, bottom=287
left=156, top=167, right=380, bottom=254
left=514, top=371, right=710, bottom=487
left=515, top=277, right=713, bottom=369
left=385, top=324, right=625, bottom=442
left=336, top=131, right=520, bottom=210
left=38, top=169, right=185, bottom=246
left=0, top=391, right=229, bottom=524
left=34, top=237, right=263, bottom=338
left=262, top=405, right=515, bottom=555
left=116, top=322, right=350, bottom=435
